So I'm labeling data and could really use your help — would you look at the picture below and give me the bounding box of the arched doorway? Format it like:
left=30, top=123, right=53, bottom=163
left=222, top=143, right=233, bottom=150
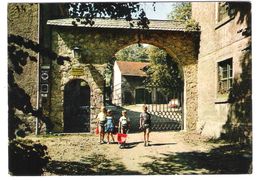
left=63, top=79, right=90, bottom=133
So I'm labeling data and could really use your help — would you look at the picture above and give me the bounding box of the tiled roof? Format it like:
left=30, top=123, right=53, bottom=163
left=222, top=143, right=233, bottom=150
left=116, top=61, right=150, bottom=77
left=47, top=18, right=196, bottom=32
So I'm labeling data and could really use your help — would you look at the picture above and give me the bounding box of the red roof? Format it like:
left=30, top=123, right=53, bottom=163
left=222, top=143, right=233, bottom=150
left=116, top=61, right=150, bottom=77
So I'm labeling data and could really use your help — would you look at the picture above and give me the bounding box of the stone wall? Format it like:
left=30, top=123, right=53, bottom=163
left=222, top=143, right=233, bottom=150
left=8, top=4, right=39, bottom=133
left=183, top=64, right=198, bottom=131
left=49, top=24, right=199, bottom=133
left=50, top=29, right=106, bottom=132
left=192, top=2, right=251, bottom=138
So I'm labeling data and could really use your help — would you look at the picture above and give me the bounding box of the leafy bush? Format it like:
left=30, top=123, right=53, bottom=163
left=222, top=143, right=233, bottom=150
left=9, top=140, right=50, bottom=175
left=185, top=19, right=200, bottom=31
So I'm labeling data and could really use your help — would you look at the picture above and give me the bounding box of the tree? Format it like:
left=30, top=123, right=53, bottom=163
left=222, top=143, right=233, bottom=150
left=69, top=2, right=150, bottom=29
left=168, top=2, right=191, bottom=21
left=168, top=2, right=199, bottom=31
left=115, top=44, right=149, bottom=62
left=144, top=46, right=183, bottom=96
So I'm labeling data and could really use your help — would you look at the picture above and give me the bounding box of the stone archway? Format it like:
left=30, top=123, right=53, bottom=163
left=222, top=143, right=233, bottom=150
left=110, top=43, right=185, bottom=131
left=48, top=18, right=199, bottom=132
left=63, top=79, right=91, bottom=133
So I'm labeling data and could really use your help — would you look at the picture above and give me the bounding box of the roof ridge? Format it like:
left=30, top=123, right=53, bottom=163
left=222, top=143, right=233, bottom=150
left=116, top=60, right=150, bottom=64
left=47, top=18, right=200, bottom=32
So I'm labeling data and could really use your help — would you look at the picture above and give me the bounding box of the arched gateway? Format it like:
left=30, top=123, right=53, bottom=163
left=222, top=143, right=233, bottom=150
left=46, top=18, right=200, bottom=133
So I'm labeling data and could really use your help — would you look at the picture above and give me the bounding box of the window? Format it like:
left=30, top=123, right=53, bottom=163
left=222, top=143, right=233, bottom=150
left=215, top=2, right=235, bottom=25
left=218, top=58, right=233, bottom=95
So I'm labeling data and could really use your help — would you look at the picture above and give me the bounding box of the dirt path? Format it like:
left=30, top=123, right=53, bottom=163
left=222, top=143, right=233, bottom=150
left=25, top=131, right=251, bottom=175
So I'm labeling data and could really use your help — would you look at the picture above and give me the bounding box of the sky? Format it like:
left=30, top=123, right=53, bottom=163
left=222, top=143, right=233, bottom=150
left=140, top=2, right=175, bottom=20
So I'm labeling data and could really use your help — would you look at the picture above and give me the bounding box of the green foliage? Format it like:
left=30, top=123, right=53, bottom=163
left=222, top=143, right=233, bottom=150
left=168, top=2, right=191, bottom=21
left=69, top=2, right=150, bottom=29
left=144, top=46, right=183, bottom=95
left=185, top=19, right=200, bottom=31
left=115, top=44, right=149, bottom=62
left=168, top=2, right=200, bottom=31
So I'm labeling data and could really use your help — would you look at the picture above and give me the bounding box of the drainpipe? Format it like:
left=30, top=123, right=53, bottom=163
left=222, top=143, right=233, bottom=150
left=35, top=3, right=41, bottom=135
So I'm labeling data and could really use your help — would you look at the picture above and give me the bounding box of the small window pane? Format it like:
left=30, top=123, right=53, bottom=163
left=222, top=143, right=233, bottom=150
left=218, top=58, right=233, bottom=95
left=222, top=70, right=228, bottom=79
left=222, top=80, right=227, bottom=90
left=222, top=65, right=227, bottom=71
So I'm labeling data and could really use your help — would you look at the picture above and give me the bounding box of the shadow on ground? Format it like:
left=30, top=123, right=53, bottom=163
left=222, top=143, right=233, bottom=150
left=142, top=144, right=252, bottom=174
left=150, top=143, right=176, bottom=146
left=45, top=143, right=251, bottom=175
left=45, top=153, right=141, bottom=175
left=118, top=141, right=143, bottom=149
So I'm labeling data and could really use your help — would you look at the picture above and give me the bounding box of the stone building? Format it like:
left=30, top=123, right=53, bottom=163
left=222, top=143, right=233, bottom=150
left=112, top=61, right=150, bottom=106
left=8, top=2, right=251, bottom=140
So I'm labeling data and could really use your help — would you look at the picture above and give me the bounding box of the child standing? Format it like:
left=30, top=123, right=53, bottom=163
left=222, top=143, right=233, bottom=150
left=118, top=110, right=130, bottom=148
left=119, top=110, right=130, bottom=134
left=96, top=106, right=107, bottom=144
left=139, top=105, right=151, bottom=146
left=105, top=109, right=115, bottom=144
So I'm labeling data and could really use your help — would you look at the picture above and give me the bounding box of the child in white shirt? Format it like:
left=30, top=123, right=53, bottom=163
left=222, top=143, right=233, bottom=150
left=96, top=106, right=107, bottom=144
left=119, top=110, right=130, bottom=134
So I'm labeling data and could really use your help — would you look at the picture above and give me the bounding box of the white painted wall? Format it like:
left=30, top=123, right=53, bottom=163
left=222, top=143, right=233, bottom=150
left=112, top=62, right=122, bottom=106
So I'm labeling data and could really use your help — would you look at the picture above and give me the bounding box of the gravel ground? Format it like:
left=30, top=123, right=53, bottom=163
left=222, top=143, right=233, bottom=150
left=25, top=131, right=251, bottom=175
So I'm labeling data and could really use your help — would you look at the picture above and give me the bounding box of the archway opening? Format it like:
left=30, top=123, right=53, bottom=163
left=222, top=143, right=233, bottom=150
left=105, top=43, right=184, bottom=132
left=63, top=79, right=91, bottom=133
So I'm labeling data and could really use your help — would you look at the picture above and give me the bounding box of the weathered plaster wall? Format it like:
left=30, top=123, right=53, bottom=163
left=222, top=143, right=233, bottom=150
left=192, top=2, right=251, bottom=138
left=49, top=26, right=199, bottom=132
